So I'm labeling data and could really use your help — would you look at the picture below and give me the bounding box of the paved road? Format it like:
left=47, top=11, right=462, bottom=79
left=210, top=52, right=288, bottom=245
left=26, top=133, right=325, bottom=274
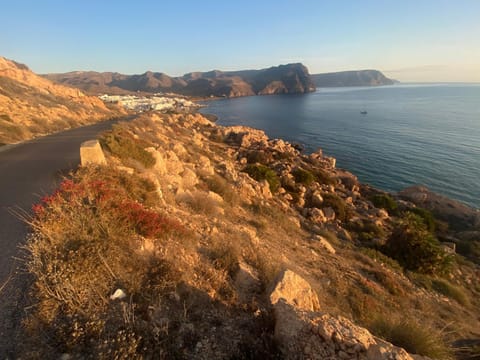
left=0, top=116, right=133, bottom=356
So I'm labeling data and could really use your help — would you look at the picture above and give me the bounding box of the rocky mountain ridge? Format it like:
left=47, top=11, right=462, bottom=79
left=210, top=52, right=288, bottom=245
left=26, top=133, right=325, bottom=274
left=44, top=63, right=316, bottom=98
left=0, top=57, right=124, bottom=144
left=312, top=70, right=395, bottom=87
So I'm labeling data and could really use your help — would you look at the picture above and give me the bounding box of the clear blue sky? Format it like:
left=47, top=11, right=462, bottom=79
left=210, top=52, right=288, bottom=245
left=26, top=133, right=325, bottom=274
left=1, top=0, right=479, bottom=81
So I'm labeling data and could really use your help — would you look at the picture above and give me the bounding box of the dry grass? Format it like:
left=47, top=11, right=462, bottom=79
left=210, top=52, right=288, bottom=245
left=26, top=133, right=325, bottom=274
left=431, top=278, right=470, bottom=306
left=202, top=174, right=239, bottom=206
left=22, top=165, right=188, bottom=357
left=369, top=317, right=454, bottom=359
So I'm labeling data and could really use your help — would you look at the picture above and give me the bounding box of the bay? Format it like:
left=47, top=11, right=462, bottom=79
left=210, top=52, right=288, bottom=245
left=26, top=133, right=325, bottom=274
left=200, top=84, right=480, bottom=209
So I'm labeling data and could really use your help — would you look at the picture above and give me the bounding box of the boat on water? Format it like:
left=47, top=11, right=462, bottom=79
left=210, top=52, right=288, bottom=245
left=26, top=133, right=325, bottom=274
left=360, top=110, right=368, bottom=115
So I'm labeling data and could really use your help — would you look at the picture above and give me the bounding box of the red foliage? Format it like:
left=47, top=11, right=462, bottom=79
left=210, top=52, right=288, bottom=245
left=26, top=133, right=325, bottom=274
left=31, top=178, right=184, bottom=239
left=117, top=200, right=184, bottom=238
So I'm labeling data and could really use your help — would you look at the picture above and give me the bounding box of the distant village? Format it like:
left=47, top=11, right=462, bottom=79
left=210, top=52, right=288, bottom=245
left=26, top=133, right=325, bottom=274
left=99, top=94, right=201, bottom=113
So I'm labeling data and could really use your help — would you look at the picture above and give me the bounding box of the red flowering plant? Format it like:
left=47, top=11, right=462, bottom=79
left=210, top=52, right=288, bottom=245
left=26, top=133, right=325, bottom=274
left=30, top=168, right=184, bottom=242
left=26, top=166, right=187, bottom=325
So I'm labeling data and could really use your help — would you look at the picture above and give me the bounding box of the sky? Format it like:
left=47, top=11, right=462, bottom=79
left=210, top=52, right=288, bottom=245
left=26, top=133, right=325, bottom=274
left=1, top=0, right=479, bottom=82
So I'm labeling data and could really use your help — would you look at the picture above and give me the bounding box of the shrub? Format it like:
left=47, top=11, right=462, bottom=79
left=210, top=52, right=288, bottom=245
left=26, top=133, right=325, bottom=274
left=246, top=150, right=270, bottom=165
left=100, top=126, right=155, bottom=168
left=349, top=220, right=385, bottom=243
left=383, top=213, right=454, bottom=275
left=431, top=278, right=470, bottom=306
left=243, top=164, right=280, bottom=192
left=203, top=174, right=239, bottom=205
left=370, top=194, right=398, bottom=215
left=208, top=239, right=240, bottom=277
left=322, top=193, right=350, bottom=222
left=369, top=317, right=454, bottom=359
left=406, top=207, right=436, bottom=233
left=25, top=167, right=186, bottom=356
left=292, top=167, right=315, bottom=185
left=366, top=269, right=404, bottom=295
left=312, top=168, right=336, bottom=185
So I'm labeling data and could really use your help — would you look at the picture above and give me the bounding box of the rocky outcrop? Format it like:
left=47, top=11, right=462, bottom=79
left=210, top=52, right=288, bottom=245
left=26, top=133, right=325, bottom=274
left=399, top=185, right=480, bottom=230
left=269, top=270, right=429, bottom=360
left=312, top=70, right=395, bottom=87
left=44, top=63, right=316, bottom=98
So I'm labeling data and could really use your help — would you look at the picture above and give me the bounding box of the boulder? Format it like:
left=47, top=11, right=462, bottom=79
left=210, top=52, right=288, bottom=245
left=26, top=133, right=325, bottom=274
left=145, top=147, right=167, bottom=175
left=80, top=140, right=106, bottom=166
left=268, top=270, right=429, bottom=360
left=234, top=261, right=261, bottom=302
left=269, top=269, right=320, bottom=312
left=181, top=167, right=198, bottom=189
left=323, top=207, right=336, bottom=222
left=308, top=208, right=326, bottom=224
left=258, top=180, right=273, bottom=199
left=310, top=191, right=324, bottom=208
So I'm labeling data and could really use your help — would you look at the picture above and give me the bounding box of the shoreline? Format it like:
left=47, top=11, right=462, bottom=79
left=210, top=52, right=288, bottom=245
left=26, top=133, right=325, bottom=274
left=198, top=89, right=480, bottom=211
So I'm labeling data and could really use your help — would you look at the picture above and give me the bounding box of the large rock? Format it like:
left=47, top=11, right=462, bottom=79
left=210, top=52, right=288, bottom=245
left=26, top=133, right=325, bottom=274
left=269, top=269, right=320, bottom=312
left=269, top=270, right=430, bottom=360
left=80, top=140, right=106, bottom=166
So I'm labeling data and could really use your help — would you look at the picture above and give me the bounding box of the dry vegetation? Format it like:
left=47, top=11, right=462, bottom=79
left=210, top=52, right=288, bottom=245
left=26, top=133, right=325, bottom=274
left=18, top=112, right=480, bottom=359
left=0, top=57, right=123, bottom=144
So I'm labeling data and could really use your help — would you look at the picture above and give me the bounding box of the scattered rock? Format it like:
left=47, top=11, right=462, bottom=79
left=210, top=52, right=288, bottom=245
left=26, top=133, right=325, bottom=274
left=314, top=235, right=336, bottom=254
left=323, top=207, right=336, bottom=222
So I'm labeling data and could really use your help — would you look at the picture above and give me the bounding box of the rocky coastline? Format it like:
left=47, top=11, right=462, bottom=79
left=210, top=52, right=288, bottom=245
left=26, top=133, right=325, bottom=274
left=15, top=109, right=480, bottom=358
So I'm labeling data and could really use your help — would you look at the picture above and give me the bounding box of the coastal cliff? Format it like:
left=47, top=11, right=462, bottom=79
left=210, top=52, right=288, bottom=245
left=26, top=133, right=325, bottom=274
left=44, top=63, right=316, bottom=98
left=312, top=70, right=395, bottom=87
left=17, top=110, right=480, bottom=358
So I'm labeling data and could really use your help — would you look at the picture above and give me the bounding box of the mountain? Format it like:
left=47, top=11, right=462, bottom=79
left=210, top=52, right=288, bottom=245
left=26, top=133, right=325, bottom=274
left=44, top=63, right=316, bottom=97
left=312, top=70, right=395, bottom=87
left=0, top=57, right=123, bottom=144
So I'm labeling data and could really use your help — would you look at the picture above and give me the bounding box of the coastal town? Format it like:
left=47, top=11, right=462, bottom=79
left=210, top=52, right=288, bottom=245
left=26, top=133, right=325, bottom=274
left=99, top=93, right=202, bottom=113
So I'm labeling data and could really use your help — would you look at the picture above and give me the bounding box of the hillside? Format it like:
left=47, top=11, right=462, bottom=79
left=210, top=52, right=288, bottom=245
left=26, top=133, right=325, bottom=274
left=0, top=57, right=124, bottom=144
left=44, top=63, right=316, bottom=97
left=312, top=70, right=395, bottom=87
left=15, top=111, right=480, bottom=358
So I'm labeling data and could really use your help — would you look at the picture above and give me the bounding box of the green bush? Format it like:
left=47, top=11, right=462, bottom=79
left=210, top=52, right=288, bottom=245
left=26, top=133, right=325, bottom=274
left=384, top=213, right=454, bottom=275
left=406, top=207, right=436, bottom=233
left=243, top=164, right=280, bottom=192
left=349, top=220, right=385, bottom=243
left=369, top=317, right=454, bottom=359
left=322, top=193, right=350, bottom=222
left=100, top=126, right=155, bottom=168
left=431, top=278, right=469, bottom=306
left=370, top=194, right=398, bottom=214
left=246, top=150, right=270, bottom=164
left=292, top=167, right=315, bottom=185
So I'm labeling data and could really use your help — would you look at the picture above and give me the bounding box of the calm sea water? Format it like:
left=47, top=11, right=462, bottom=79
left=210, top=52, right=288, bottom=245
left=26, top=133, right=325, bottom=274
left=200, top=84, right=480, bottom=209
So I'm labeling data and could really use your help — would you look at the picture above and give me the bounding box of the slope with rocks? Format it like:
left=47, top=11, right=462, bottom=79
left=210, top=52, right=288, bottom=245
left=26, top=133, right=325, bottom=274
left=0, top=57, right=124, bottom=144
left=16, top=112, right=480, bottom=359
left=312, top=70, right=395, bottom=87
left=44, top=63, right=316, bottom=98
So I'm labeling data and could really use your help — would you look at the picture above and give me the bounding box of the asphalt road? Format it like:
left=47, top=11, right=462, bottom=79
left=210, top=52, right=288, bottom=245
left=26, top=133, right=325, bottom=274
left=0, top=116, right=136, bottom=356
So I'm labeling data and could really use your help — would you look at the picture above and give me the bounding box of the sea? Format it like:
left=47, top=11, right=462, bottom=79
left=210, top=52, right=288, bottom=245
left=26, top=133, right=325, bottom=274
left=199, top=84, right=480, bottom=209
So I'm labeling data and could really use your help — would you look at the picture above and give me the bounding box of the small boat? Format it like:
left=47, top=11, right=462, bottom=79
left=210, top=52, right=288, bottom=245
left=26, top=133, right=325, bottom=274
left=360, top=110, right=368, bottom=115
